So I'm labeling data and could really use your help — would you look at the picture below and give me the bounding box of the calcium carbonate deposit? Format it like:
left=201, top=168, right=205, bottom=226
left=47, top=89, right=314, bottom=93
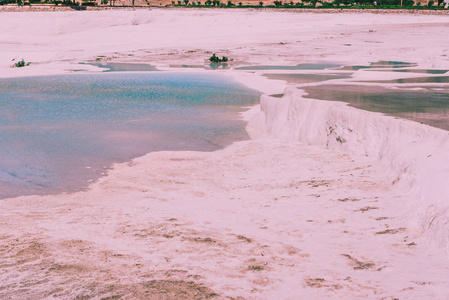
left=1, top=8, right=449, bottom=299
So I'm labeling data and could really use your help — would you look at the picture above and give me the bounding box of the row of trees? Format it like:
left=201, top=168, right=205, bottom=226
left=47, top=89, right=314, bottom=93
left=1, top=0, right=446, bottom=7
left=170, top=0, right=445, bottom=7
left=172, top=0, right=247, bottom=6
left=0, top=0, right=97, bottom=6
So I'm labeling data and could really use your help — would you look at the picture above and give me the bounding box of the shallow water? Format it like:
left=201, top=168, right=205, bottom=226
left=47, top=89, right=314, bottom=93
left=88, top=62, right=159, bottom=72
left=391, top=69, right=448, bottom=74
left=0, top=72, right=260, bottom=199
left=362, top=76, right=449, bottom=84
left=263, top=73, right=351, bottom=84
left=336, top=61, right=418, bottom=71
left=235, top=63, right=341, bottom=71
left=302, top=84, right=449, bottom=131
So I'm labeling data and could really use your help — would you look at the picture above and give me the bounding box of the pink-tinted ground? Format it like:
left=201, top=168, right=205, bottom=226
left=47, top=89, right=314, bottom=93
left=1, top=9, right=449, bottom=299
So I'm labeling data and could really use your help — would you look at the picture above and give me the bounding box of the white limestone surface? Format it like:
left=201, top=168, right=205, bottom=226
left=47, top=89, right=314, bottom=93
left=1, top=8, right=449, bottom=299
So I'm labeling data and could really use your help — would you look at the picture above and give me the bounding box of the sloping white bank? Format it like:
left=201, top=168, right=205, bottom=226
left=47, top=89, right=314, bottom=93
left=249, top=86, right=449, bottom=252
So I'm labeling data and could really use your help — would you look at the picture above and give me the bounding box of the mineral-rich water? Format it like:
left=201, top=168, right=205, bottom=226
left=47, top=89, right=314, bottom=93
left=302, top=84, right=449, bottom=131
left=0, top=72, right=260, bottom=199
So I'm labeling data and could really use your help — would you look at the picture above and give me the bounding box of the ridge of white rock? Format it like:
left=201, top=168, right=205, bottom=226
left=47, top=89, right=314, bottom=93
left=249, top=86, right=449, bottom=252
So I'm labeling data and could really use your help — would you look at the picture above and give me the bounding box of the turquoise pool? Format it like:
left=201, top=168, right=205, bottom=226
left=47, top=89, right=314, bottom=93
left=0, top=72, right=260, bottom=199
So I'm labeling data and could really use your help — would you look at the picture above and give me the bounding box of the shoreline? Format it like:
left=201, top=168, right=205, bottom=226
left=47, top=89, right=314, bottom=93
left=2, top=9, right=449, bottom=299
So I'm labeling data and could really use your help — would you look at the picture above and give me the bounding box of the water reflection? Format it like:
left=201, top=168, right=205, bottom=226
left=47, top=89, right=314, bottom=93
left=209, top=63, right=229, bottom=70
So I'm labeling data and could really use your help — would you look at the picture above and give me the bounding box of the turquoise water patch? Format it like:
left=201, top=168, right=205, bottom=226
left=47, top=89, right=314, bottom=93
left=0, top=72, right=260, bottom=199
